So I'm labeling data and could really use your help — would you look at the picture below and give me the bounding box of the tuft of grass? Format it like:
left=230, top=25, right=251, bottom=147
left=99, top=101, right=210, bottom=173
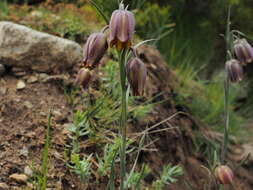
left=32, top=110, right=53, bottom=190
left=175, top=62, right=245, bottom=135
left=0, top=0, right=8, bottom=19
left=151, top=164, right=183, bottom=190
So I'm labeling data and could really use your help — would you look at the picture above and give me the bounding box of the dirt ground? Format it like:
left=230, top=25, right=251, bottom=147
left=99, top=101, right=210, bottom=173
left=1, top=46, right=253, bottom=190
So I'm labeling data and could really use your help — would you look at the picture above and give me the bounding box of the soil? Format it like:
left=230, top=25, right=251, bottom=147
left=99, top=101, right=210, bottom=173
left=1, top=45, right=253, bottom=190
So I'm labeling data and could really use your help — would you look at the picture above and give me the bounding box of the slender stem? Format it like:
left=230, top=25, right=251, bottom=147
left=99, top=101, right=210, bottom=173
left=118, top=50, right=127, bottom=190
left=221, top=5, right=231, bottom=164
left=221, top=74, right=229, bottom=164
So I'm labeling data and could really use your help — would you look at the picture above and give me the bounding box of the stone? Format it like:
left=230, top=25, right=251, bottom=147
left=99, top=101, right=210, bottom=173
left=0, top=183, right=9, bottom=190
left=12, top=67, right=26, bottom=77
left=9, top=173, right=28, bottom=183
left=0, top=64, right=5, bottom=76
left=38, top=73, right=49, bottom=81
left=0, top=87, right=6, bottom=95
left=0, top=21, right=82, bottom=73
left=24, top=101, right=33, bottom=109
left=27, top=75, right=38, bottom=83
left=24, top=166, right=33, bottom=177
left=16, top=80, right=26, bottom=90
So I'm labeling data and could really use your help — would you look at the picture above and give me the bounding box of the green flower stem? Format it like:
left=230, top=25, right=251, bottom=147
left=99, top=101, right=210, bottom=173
left=118, top=50, right=127, bottom=190
left=221, top=5, right=231, bottom=164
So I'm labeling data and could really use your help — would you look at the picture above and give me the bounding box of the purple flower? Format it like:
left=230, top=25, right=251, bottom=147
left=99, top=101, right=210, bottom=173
left=234, top=38, right=253, bottom=64
left=126, top=57, right=147, bottom=96
left=109, top=8, right=135, bottom=51
left=75, top=68, right=92, bottom=89
left=83, top=32, right=108, bottom=69
left=225, top=59, right=243, bottom=83
left=215, top=165, right=234, bottom=185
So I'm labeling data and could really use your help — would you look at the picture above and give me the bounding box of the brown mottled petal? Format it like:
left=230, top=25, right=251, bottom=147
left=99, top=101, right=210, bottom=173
left=126, top=11, right=135, bottom=39
left=109, top=10, right=120, bottom=43
left=87, top=33, right=99, bottom=60
left=234, top=43, right=246, bottom=63
left=226, top=59, right=243, bottom=83
left=117, top=11, right=129, bottom=43
left=245, top=42, right=253, bottom=63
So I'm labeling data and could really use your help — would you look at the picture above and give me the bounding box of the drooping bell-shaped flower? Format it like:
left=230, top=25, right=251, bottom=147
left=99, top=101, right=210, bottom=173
left=109, top=4, right=135, bottom=51
left=126, top=57, right=147, bottom=96
left=75, top=68, right=92, bottom=89
left=83, top=32, right=108, bottom=69
left=234, top=38, right=253, bottom=64
left=225, top=59, right=243, bottom=83
left=214, top=165, right=234, bottom=185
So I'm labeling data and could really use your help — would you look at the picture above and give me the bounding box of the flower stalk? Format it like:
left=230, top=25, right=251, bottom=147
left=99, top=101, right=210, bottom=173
left=118, top=50, right=128, bottom=190
left=221, top=4, right=231, bottom=165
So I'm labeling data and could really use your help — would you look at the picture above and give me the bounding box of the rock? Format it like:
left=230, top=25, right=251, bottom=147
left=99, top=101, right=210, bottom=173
left=0, top=21, right=82, bottom=73
left=9, top=173, right=28, bottom=184
left=16, top=80, right=26, bottom=90
left=27, top=75, right=38, bottom=83
left=38, top=73, right=49, bottom=81
left=24, top=101, right=33, bottom=109
left=0, top=64, right=5, bottom=76
left=12, top=67, right=26, bottom=77
left=19, top=146, right=29, bottom=157
left=0, top=183, right=9, bottom=190
left=0, top=87, right=6, bottom=95
left=24, top=166, right=33, bottom=177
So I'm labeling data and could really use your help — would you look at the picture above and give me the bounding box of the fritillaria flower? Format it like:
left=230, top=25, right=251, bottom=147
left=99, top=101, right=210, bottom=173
left=126, top=57, right=147, bottom=96
left=225, top=59, right=243, bottom=83
left=214, top=165, right=234, bottom=185
left=234, top=38, right=253, bottom=64
left=83, top=32, right=108, bottom=69
left=109, top=5, right=135, bottom=51
left=75, top=68, right=92, bottom=89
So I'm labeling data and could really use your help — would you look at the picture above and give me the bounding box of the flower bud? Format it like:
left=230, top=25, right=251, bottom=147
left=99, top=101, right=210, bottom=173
left=75, top=68, right=92, bottom=89
left=109, top=7, right=135, bottom=51
left=83, top=32, right=108, bottom=69
left=234, top=38, right=253, bottom=64
left=126, top=57, right=147, bottom=96
left=225, top=59, right=243, bottom=83
left=214, top=165, right=234, bottom=185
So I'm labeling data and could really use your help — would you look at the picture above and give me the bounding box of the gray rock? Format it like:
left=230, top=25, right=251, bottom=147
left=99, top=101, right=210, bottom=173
left=0, top=21, right=82, bottom=73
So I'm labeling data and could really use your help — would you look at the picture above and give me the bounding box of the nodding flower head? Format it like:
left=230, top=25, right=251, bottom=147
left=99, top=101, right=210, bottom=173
left=215, top=165, right=234, bottom=185
left=75, top=68, right=92, bottom=89
left=126, top=57, right=147, bottom=96
left=83, top=32, right=108, bottom=69
left=109, top=4, right=135, bottom=51
left=225, top=59, right=243, bottom=83
left=234, top=38, right=253, bottom=64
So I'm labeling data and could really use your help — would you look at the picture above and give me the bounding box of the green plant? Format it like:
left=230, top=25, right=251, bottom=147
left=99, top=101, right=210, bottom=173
left=126, top=165, right=151, bottom=190
left=0, top=0, right=8, bottom=19
left=152, top=164, right=183, bottom=190
left=97, top=139, right=121, bottom=177
left=32, top=111, right=52, bottom=190
left=68, top=153, right=92, bottom=182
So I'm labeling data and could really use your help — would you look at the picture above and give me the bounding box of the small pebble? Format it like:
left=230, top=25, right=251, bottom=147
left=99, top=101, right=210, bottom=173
left=24, top=101, right=33, bottom=109
left=12, top=67, right=26, bottom=77
left=0, top=182, right=9, bottom=190
left=16, top=80, right=26, bottom=90
left=9, top=173, right=28, bottom=184
left=24, top=166, right=33, bottom=177
left=27, top=76, right=38, bottom=83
